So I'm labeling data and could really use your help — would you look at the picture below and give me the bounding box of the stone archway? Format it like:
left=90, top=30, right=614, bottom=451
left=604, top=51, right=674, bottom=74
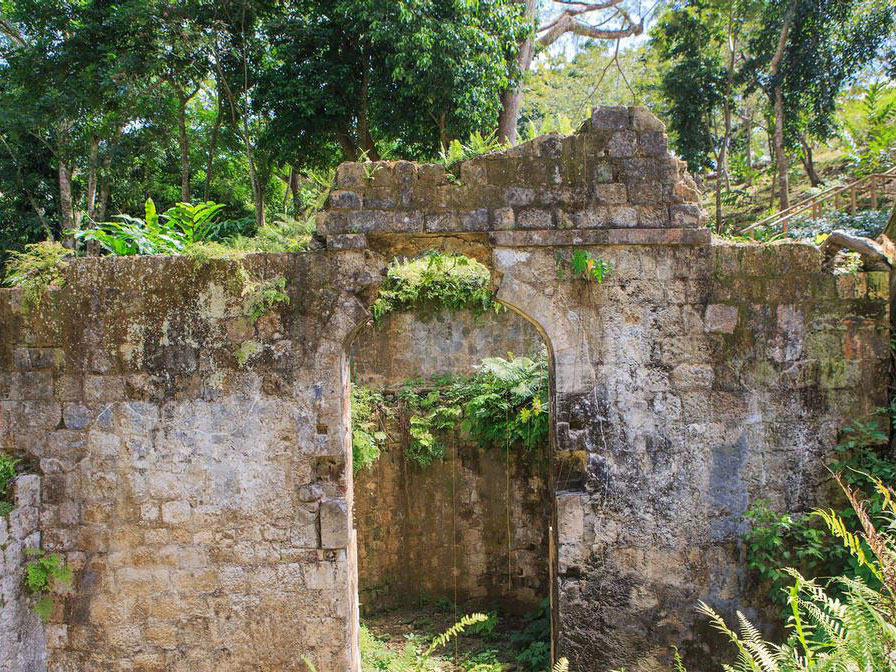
left=0, top=107, right=888, bottom=672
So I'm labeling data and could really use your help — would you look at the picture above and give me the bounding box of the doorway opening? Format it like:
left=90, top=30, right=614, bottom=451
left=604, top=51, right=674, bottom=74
left=346, top=251, right=556, bottom=671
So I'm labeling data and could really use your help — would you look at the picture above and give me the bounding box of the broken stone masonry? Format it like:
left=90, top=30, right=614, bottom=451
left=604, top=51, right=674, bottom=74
left=0, top=107, right=889, bottom=672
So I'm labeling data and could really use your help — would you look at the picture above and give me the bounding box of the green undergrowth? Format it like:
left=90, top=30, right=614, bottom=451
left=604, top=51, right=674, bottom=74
left=360, top=600, right=554, bottom=672
left=351, top=386, right=388, bottom=473
left=351, top=349, right=549, bottom=471
left=371, top=252, right=500, bottom=324
left=695, top=470, right=896, bottom=672
left=743, top=414, right=896, bottom=624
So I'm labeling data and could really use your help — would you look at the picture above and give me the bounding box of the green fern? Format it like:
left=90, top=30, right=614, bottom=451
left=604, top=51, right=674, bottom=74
left=381, top=613, right=489, bottom=672
left=698, top=474, right=896, bottom=672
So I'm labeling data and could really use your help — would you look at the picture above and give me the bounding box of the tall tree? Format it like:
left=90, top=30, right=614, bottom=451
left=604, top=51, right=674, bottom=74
left=497, top=0, right=645, bottom=143
left=254, top=0, right=529, bottom=167
left=743, top=0, right=895, bottom=209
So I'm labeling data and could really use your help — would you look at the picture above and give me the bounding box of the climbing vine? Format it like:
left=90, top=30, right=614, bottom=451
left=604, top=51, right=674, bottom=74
left=351, top=386, right=389, bottom=473
left=371, top=251, right=501, bottom=323
left=351, top=349, right=549, bottom=471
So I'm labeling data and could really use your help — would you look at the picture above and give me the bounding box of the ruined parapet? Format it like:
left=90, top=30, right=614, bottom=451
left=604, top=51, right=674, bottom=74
left=318, top=106, right=707, bottom=247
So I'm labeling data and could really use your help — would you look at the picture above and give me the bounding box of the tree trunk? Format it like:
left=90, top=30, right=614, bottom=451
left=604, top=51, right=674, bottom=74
left=773, top=85, right=789, bottom=210
left=715, top=171, right=723, bottom=232
left=204, top=92, right=223, bottom=201
left=59, top=161, right=75, bottom=245
left=289, top=167, right=302, bottom=215
left=799, top=134, right=822, bottom=187
left=178, top=91, right=191, bottom=202
left=743, top=108, right=753, bottom=184
left=497, top=0, right=536, bottom=144
left=86, top=136, right=99, bottom=221
left=358, top=56, right=380, bottom=160
left=768, top=0, right=797, bottom=211
left=98, top=160, right=111, bottom=222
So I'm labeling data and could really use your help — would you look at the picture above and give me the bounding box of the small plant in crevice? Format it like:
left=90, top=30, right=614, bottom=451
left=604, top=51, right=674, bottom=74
left=0, top=452, right=21, bottom=517
left=554, top=249, right=611, bottom=283
left=234, top=340, right=261, bottom=367
left=244, top=275, right=290, bottom=323
left=438, top=130, right=505, bottom=170
left=24, top=547, right=73, bottom=621
left=3, top=241, right=75, bottom=313
left=371, top=251, right=500, bottom=324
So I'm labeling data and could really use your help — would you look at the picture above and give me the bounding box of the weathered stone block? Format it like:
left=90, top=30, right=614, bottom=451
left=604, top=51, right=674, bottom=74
left=336, top=162, right=365, bottom=189
left=607, top=206, right=638, bottom=228
left=459, top=209, right=489, bottom=231
left=627, top=181, right=663, bottom=204
left=608, top=131, right=638, bottom=158
left=327, top=234, right=368, bottom=250
left=14, top=474, right=40, bottom=509
left=591, top=160, right=614, bottom=183
left=670, top=364, right=714, bottom=389
left=347, top=210, right=394, bottom=233
left=504, top=187, right=536, bottom=206
left=704, top=304, right=739, bottom=333
left=492, top=207, right=515, bottom=230
left=631, top=106, right=666, bottom=132
left=639, top=132, right=668, bottom=156
left=517, top=209, right=554, bottom=230
left=593, top=183, right=627, bottom=204
left=670, top=204, right=702, bottom=228
left=320, top=499, right=348, bottom=549
left=592, top=106, right=630, bottom=130
left=328, top=190, right=362, bottom=209
left=161, top=501, right=191, bottom=525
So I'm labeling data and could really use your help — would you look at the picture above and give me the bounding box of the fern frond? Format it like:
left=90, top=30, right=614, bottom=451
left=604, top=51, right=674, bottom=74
left=421, top=613, right=488, bottom=659
left=552, top=657, right=570, bottom=672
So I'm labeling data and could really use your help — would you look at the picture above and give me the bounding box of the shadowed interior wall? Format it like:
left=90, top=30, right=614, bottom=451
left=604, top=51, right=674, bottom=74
left=350, top=309, right=549, bottom=614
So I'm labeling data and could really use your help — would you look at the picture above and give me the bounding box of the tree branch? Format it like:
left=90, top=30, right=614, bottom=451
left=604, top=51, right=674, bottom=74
left=0, top=17, right=27, bottom=48
left=537, top=9, right=642, bottom=49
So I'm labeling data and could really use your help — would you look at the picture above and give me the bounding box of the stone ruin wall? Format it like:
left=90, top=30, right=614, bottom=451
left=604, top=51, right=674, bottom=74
left=350, top=310, right=550, bottom=614
left=0, top=107, right=890, bottom=671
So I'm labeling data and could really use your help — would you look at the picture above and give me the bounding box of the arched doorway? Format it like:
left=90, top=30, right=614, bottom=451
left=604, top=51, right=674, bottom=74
left=342, top=250, right=559, bottom=670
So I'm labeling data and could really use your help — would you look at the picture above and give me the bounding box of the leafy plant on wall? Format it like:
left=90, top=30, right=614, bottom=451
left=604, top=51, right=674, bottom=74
left=371, top=251, right=500, bottom=323
left=24, top=547, right=73, bottom=621
left=351, top=349, right=550, bottom=472
left=555, top=249, right=611, bottom=283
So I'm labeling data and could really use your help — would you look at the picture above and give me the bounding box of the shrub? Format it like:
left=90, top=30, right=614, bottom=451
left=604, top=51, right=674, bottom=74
left=72, top=199, right=226, bottom=255
left=785, top=209, right=890, bottom=241
left=2, top=241, right=74, bottom=313
left=371, top=252, right=500, bottom=323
